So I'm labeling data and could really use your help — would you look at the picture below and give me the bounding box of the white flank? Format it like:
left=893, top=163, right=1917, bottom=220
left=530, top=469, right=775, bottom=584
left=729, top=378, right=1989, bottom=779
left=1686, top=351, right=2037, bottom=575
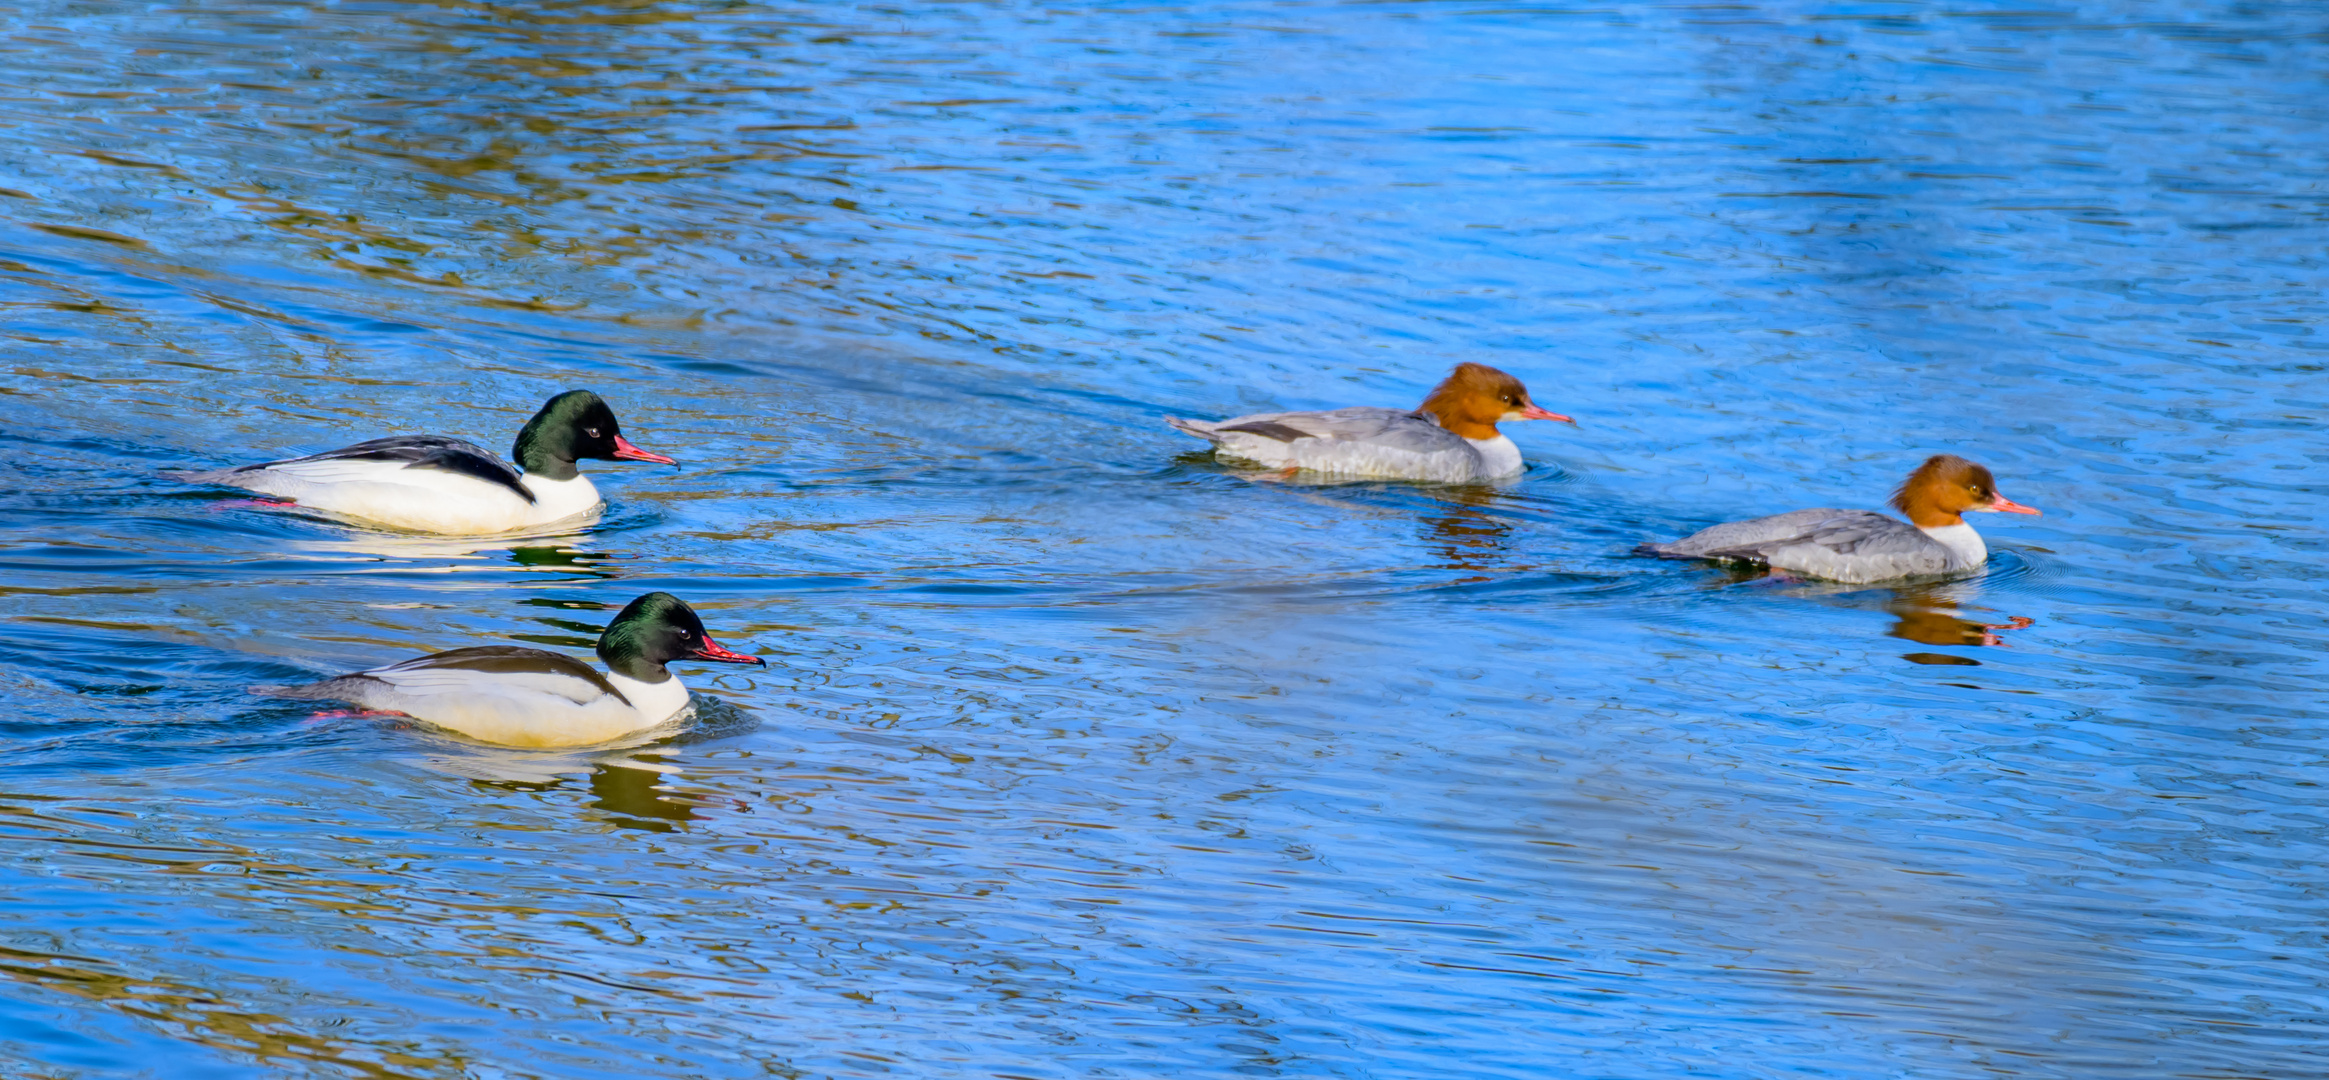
left=218, top=461, right=604, bottom=534
left=1209, top=432, right=1500, bottom=482
left=354, top=669, right=636, bottom=748
left=346, top=664, right=693, bottom=748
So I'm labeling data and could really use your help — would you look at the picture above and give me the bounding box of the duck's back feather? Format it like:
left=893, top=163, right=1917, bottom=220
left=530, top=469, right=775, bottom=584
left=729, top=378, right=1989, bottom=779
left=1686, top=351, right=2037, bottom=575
left=1166, top=407, right=1502, bottom=481
left=177, top=435, right=531, bottom=501
left=1640, top=508, right=1959, bottom=583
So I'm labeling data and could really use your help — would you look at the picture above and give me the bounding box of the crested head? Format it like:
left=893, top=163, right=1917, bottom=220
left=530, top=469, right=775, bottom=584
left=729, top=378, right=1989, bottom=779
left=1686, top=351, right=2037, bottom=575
left=1890, top=454, right=2040, bottom=528
left=510, top=389, right=674, bottom=479
left=511, top=390, right=624, bottom=479
left=1416, top=363, right=1568, bottom=440
left=596, top=591, right=764, bottom=682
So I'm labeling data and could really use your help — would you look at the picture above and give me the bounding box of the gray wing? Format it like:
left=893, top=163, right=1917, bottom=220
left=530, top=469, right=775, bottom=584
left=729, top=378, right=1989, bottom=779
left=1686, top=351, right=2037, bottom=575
left=1167, top=407, right=1467, bottom=454
left=1641, top=509, right=1952, bottom=583
left=175, top=435, right=532, bottom=502
left=1640, top=509, right=1868, bottom=558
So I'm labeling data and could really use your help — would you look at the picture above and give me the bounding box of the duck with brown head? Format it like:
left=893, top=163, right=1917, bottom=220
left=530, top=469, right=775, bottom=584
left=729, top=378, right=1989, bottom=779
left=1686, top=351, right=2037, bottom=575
left=1163, top=362, right=1576, bottom=483
left=1638, top=454, right=2042, bottom=584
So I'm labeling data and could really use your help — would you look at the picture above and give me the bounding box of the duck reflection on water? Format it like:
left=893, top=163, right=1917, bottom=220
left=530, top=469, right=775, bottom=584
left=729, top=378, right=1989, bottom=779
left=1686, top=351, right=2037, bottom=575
left=278, top=529, right=623, bottom=582
left=508, top=543, right=623, bottom=578
left=420, top=752, right=715, bottom=831
left=1885, top=585, right=2034, bottom=650
left=589, top=757, right=710, bottom=831
left=1417, top=486, right=1534, bottom=582
left=409, top=692, right=762, bottom=828
left=1723, top=568, right=2033, bottom=659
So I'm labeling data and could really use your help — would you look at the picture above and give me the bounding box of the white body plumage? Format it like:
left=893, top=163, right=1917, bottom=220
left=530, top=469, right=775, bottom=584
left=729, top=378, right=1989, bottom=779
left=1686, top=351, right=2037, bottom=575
left=263, top=648, right=698, bottom=748
left=210, top=461, right=603, bottom=534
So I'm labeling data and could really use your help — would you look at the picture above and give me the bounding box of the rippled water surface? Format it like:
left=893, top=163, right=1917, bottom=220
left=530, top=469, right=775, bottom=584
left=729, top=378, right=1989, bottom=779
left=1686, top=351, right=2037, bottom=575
left=1, top=1, right=2326, bottom=1076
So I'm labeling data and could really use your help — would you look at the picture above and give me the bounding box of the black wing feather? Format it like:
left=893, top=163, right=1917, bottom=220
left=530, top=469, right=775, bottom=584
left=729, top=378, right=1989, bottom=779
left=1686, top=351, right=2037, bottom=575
left=255, top=435, right=532, bottom=502
left=374, top=646, right=619, bottom=691
left=254, top=646, right=626, bottom=707
left=1214, top=420, right=1317, bottom=443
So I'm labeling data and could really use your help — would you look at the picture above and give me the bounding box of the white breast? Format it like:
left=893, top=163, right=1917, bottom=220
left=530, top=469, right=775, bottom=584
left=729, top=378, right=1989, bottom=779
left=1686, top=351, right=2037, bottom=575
left=517, top=473, right=605, bottom=527
left=1917, top=523, right=1988, bottom=568
left=1462, top=435, right=1523, bottom=479
left=606, top=670, right=694, bottom=724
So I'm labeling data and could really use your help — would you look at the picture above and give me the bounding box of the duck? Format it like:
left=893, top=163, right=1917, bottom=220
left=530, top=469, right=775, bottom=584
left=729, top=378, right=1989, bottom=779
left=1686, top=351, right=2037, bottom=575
left=1638, top=454, right=2041, bottom=584
left=172, top=389, right=675, bottom=535
left=254, top=592, right=764, bottom=748
left=1165, top=362, right=1575, bottom=482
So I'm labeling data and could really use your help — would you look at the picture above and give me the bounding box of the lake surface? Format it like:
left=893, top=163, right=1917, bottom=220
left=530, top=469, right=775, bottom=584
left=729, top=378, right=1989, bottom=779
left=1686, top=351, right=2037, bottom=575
left=0, top=1, right=2324, bottom=1076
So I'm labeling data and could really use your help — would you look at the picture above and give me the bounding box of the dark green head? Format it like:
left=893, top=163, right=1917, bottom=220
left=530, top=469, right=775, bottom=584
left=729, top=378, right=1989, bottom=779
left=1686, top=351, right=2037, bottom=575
left=596, top=591, right=765, bottom=682
left=510, top=389, right=676, bottom=480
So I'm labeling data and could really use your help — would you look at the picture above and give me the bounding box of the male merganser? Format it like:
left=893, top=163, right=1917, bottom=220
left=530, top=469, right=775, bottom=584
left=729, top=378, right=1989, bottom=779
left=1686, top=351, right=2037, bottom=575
left=1639, top=454, right=2041, bottom=584
left=1165, top=362, right=1575, bottom=482
left=173, top=389, right=676, bottom=534
left=255, top=592, right=764, bottom=748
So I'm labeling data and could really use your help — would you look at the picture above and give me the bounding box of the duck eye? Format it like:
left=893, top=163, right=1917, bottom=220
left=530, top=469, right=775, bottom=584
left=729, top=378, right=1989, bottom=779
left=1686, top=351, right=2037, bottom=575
left=585, top=427, right=602, bottom=438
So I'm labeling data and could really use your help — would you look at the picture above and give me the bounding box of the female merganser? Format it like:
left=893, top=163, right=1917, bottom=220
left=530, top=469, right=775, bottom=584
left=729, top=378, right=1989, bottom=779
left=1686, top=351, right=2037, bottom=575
left=255, top=592, right=764, bottom=748
left=1165, top=362, right=1575, bottom=482
left=1639, top=454, right=2041, bottom=584
left=173, top=389, right=676, bottom=535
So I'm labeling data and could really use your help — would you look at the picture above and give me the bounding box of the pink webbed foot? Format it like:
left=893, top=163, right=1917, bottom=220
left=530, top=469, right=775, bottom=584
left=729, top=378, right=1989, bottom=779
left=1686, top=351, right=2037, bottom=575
left=218, top=496, right=297, bottom=511
left=1235, top=465, right=1304, bottom=485
left=305, top=708, right=410, bottom=722
left=1254, top=465, right=1301, bottom=483
left=1975, top=615, right=2037, bottom=647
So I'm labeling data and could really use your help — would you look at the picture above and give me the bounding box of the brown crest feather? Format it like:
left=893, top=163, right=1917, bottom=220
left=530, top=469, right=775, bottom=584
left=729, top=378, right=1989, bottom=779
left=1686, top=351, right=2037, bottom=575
left=1889, top=454, right=1999, bottom=528
left=1416, top=362, right=1534, bottom=440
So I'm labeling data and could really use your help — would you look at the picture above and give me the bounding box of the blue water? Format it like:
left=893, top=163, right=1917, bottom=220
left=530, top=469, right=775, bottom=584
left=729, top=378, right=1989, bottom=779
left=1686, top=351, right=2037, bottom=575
left=0, top=1, right=2325, bottom=1076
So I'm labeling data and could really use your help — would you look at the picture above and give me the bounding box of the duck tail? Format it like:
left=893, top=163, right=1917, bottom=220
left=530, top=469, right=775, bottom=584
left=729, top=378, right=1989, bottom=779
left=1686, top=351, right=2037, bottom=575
left=1164, top=416, right=1223, bottom=442
left=170, top=460, right=282, bottom=486
left=250, top=678, right=358, bottom=701
left=165, top=466, right=244, bottom=484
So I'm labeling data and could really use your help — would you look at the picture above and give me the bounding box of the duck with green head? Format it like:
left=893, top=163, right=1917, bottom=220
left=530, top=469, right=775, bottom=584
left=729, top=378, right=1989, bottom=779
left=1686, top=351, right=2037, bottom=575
left=172, top=389, right=677, bottom=534
left=255, top=592, right=765, bottom=747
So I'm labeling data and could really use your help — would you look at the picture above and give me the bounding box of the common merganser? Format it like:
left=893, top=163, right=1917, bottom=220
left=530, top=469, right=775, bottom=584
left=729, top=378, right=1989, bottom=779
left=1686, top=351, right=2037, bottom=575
left=1165, top=362, right=1575, bottom=482
left=1639, top=454, right=2041, bottom=584
left=172, top=389, right=676, bottom=535
left=255, top=592, right=764, bottom=748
